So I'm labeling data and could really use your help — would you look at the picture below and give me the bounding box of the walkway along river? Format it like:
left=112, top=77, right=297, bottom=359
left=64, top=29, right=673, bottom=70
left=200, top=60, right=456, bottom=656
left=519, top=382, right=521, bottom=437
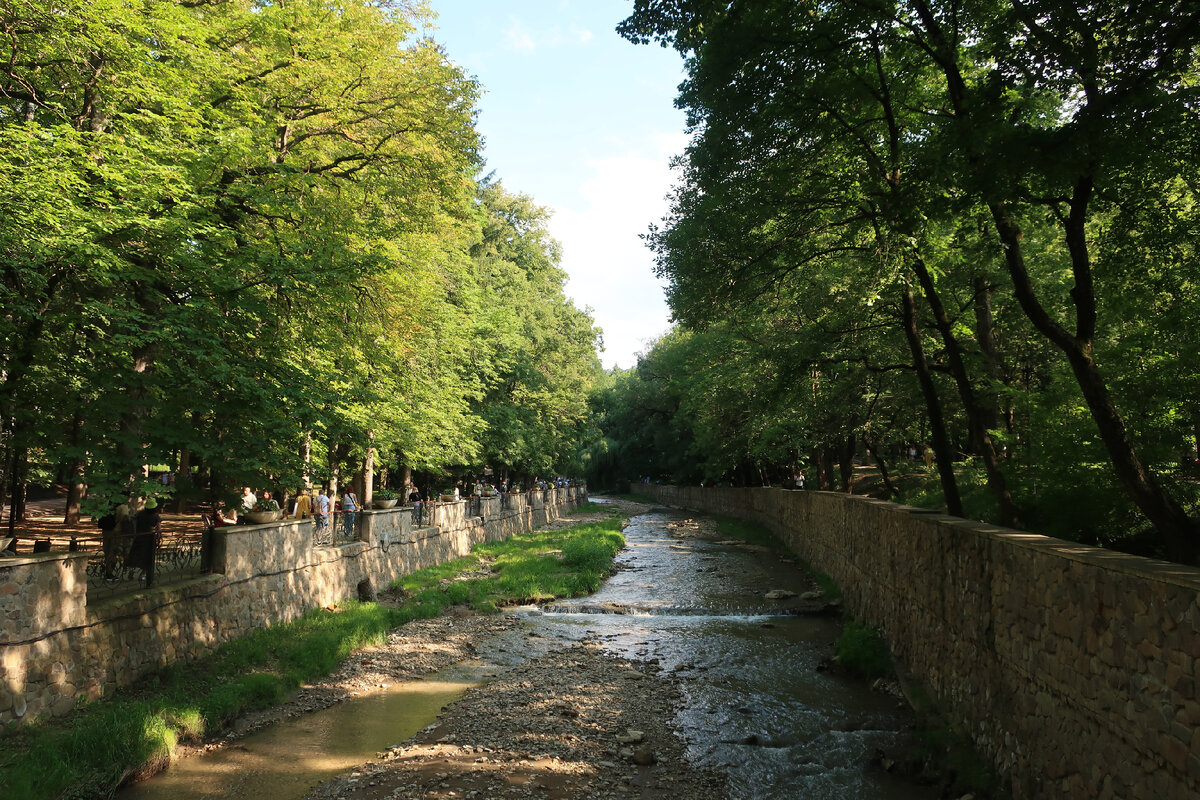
left=119, top=500, right=939, bottom=800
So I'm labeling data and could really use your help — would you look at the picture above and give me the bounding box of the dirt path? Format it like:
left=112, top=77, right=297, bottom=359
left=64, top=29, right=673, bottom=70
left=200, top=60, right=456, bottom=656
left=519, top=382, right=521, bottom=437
left=199, top=498, right=726, bottom=799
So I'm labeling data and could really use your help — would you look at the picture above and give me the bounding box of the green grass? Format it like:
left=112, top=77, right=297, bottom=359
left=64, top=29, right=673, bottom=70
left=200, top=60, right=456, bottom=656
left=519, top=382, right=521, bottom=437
left=834, top=620, right=894, bottom=681
left=391, top=518, right=626, bottom=611
left=0, top=518, right=627, bottom=800
left=569, top=501, right=615, bottom=515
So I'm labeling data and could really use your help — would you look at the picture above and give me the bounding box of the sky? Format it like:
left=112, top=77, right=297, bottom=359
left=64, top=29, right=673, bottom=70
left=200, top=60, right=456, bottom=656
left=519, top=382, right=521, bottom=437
left=421, top=1, right=689, bottom=370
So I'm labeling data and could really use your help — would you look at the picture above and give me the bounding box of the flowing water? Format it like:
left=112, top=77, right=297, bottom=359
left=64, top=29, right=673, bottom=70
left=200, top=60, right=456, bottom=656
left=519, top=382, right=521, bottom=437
left=120, top=501, right=935, bottom=800
left=531, top=506, right=935, bottom=800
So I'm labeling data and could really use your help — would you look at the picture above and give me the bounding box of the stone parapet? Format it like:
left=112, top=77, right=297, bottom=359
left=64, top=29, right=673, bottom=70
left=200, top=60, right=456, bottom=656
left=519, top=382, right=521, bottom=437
left=0, top=486, right=587, bottom=729
left=636, top=484, right=1200, bottom=800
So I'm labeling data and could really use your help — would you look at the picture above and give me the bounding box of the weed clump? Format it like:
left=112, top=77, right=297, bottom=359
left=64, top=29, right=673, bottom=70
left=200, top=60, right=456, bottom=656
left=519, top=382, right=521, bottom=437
left=834, top=620, right=893, bottom=681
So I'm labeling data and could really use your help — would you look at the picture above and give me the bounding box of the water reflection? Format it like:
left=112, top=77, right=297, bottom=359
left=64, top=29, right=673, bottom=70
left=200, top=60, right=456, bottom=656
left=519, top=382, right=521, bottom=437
left=119, top=680, right=474, bottom=800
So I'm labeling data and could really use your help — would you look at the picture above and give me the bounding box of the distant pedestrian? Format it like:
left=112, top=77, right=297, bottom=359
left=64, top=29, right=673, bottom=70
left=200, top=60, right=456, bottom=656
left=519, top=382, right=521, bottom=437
left=340, top=486, right=359, bottom=539
left=314, top=488, right=331, bottom=534
left=125, top=498, right=161, bottom=582
left=294, top=489, right=312, bottom=520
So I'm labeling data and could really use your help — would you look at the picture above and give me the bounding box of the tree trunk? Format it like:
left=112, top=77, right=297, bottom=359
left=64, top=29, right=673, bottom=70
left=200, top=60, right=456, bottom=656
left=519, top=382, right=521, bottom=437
left=116, top=341, right=156, bottom=493
left=973, top=274, right=1004, bottom=437
left=865, top=439, right=899, bottom=498
left=838, top=436, right=856, bottom=492
left=991, top=201, right=1200, bottom=563
left=300, top=430, right=312, bottom=489
left=901, top=288, right=963, bottom=517
left=64, top=409, right=87, bottom=525
left=174, top=448, right=191, bottom=513
left=814, top=447, right=835, bottom=490
left=4, top=444, right=20, bottom=549
left=911, top=255, right=1021, bottom=527
left=360, top=431, right=375, bottom=505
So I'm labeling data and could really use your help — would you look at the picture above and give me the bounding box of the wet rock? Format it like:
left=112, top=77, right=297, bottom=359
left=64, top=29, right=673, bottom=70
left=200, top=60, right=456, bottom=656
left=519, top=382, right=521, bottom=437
left=764, top=589, right=798, bottom=600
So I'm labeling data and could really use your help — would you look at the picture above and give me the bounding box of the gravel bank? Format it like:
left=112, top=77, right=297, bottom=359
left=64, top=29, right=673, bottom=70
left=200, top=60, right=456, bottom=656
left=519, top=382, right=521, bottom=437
left=304, top=637, right=726, bottom=800
left=203, top=498, right=726, bottom=799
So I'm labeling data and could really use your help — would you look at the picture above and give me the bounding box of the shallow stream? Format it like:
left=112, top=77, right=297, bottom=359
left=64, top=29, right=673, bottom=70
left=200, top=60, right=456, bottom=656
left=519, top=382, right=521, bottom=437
left=120, top=501, right=935, bottom=800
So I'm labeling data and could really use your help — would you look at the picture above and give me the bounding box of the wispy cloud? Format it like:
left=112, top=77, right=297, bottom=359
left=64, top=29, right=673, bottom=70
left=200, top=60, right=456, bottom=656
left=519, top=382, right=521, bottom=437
left=502, top=17, right=594, bottom=54
left=550, top=133, right=690, bottom=368
left=504, top=18, right=536, bottom=53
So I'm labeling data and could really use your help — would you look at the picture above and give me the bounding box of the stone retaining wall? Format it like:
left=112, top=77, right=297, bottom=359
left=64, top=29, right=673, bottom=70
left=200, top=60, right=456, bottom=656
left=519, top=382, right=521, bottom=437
left=636, top=484, right=1200, bottom=800
left=0, top=487, right=586, bottom=728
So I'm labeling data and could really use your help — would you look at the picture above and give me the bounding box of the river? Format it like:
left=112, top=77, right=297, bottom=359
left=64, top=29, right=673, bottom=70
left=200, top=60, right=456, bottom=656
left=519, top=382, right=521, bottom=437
left=121, top=501, right=935, bottom=800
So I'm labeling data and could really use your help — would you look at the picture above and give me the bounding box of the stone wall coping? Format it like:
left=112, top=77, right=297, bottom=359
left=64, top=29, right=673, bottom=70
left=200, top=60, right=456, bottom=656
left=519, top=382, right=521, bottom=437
left=0, top=551, right=90, bottom=569
left=682, top=482, right=1200, bottom=590
left=825, top=489, right=1200, bottom=590
left=86, top=574, right=226, bottom=620
left=223, top=517, right=308, bottom=532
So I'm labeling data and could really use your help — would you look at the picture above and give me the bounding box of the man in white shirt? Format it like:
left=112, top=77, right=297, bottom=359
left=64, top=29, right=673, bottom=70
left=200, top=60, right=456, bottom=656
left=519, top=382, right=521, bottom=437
left=240, top=487, right=257, bottom=524
left=314, top=488, right=331, bottom=534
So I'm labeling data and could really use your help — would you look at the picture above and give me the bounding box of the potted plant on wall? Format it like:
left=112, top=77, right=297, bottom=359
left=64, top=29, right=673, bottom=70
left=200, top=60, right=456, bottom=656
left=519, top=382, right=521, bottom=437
left=373, top=488, right=399, bottom=509
left=439, top=488, right=457, bottom=502
left=246, top=497, right=281, bottom=524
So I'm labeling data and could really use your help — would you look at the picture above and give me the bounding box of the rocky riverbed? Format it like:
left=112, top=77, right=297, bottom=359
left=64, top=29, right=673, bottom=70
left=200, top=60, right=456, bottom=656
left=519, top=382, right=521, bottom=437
left=303, top=632, right=727, bottom=800
left=195, top=498, right=726, bottom=799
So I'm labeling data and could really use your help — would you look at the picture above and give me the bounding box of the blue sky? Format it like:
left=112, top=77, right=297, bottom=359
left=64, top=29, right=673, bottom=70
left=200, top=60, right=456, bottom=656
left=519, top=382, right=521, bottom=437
left=422, top=1, right=689, bottom=369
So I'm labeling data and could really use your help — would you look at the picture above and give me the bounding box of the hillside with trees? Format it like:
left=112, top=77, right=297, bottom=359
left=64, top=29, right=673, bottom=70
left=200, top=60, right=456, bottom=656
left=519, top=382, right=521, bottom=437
left=580, top=0, right=1200, bottom=564
left=0, top=0, right=599, bottom=527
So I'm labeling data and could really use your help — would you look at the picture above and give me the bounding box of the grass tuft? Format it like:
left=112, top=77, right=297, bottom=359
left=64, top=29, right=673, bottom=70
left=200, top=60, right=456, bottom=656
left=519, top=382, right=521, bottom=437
left=834, top=620, right=893, bottom=681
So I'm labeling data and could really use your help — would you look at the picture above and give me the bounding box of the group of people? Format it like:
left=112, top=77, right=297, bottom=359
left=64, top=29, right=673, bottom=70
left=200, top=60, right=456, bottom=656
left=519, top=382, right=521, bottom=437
left=211, top=485, right=359, bottom=539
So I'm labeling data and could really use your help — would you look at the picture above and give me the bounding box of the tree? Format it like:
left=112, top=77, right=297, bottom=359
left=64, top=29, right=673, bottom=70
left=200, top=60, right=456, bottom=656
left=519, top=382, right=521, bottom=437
left=620, top=0, right=1200, bottom=562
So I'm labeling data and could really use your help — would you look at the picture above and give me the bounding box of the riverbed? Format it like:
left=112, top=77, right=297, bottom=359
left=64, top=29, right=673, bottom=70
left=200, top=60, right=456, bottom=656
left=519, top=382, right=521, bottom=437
left=119, top=498, right=938, bottom=800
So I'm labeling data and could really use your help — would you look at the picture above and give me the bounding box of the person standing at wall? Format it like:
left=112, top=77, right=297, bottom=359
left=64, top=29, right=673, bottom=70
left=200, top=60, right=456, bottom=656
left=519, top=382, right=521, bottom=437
left=314, top=487, right=330, bottom=535
left=125, top=498, right=161, bottom=584
left=340, top=485, right=358, bottom=539
left=240, top=486, right=257, bottom=524
left=97, top=502, right=129, bottom=580
left=293, top=489, right=312, bottom=520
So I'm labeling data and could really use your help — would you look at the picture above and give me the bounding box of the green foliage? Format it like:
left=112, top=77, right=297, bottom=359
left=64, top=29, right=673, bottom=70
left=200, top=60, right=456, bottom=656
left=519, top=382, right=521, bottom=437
left=569, top=501, right=614, bottom=515
left=611, top=492, right=658, bottom=504
left=834, top=621, right=893, bottom=682
left=607, top=0, right=1200, bottom=560
left=917, top=724, right=996, bottom=796
left=0, top=0, right=599, bottom=512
